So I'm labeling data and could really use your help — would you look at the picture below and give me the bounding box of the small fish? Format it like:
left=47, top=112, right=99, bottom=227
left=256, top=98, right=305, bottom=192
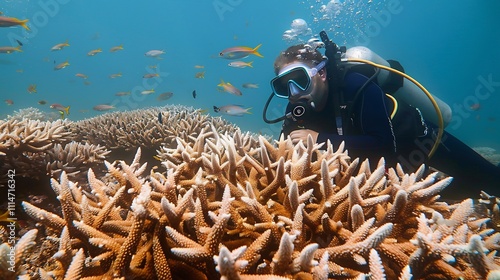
left=213, top=105, right=252, bottom=116
left=38, top=100, right=47, bottom=105
left=16, top=39, right=23, bottom=46
left=217, top=79, right=242, bottom=96
left=141, top=89, right=155, bottom=95
left=4, top=99, right=13, bottom=105
left=115, top=91, right=130, bottom=96
left=84, top=81, right=91, bottom=86
left=93, top=104, right=115, bottom=111
left=50, top=103, right=70, bottom=115
left=109, top=72, right=122, bottom=79
left=54, top=60, right=69, bottom=70
left=0, top=45, right=22, bottom=54
left=194, top=65, right=205, bottom=69
left=143, top=73, right=159, bottom=79
left=192, top=90, right=197, bottom=99
left=75, top=73, right=88, bottom=79
left=149, top=65, right=158, bottom=69
left=470, top=103, right=480, bottom=111
left=157, top=92, right=173, bottom=101
left=110, top=44, right=124, bottom=52
left=51, top=40, right=69, bottom=51
left=219, top=44, right=263, bottom=60
left=27, top=84, right=37, bottom=93
left=0, top=16, right=29, bottom=31
left=158, top=112, right=163, bottom=124
left=87, top=48, right=102, bottom=56
left=59, top=110, right=65, bottom=119
left=195, top=71, right=205, bottom=79
left=145, top=50, right=165, bottom=58
left=242, top=83, right=259, bottom=89
left=16, top=69, right=23, bottom=73
left=228, top=61, right=253, bottom=68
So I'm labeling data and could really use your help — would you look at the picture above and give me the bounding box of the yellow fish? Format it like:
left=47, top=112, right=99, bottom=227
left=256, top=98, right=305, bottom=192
left=51, top=40, right=69, bottom=51
left=228, top=61, right=253, bottom=68
left=109, top=72, right=122, bottom=79
left=195, top=71, right=205, bottom=79
left=27, top=84, right=37, bottom=93
left=194, top=65, right=205, bottom=69
left=219, top=44, right=263, bottom=60
left=0, top=45, right=22, bottom=54
left=141, top=89, right=155, bottom=95
left=87, top=48, right=102, bottom=56
left=110, top=44, right=124, bottom=52
left=54, top=61, right=70, bottom=70
left=50, top=103, right=70, bottom=115
left=217, top=79, right=242, bottom=96
left=0, top=16, right=29, bottom=31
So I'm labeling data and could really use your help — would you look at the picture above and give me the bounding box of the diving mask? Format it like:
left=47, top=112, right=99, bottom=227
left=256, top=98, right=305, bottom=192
left=271, top=58, right=328, bottom=99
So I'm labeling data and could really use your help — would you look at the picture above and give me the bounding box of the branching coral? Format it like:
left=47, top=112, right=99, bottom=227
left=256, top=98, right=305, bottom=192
left=0, top=118, right=74, bottom=179
left=0, top=117, right=110, bottom=183
left=5, top=124, right=499, bottom=280
left=70, top=105, right=244, bottom=151
left=6, top=107, right=54, bottom=122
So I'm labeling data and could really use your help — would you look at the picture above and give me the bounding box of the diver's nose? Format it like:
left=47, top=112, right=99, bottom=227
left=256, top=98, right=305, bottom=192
left=288, top=82, right=302, bottom=97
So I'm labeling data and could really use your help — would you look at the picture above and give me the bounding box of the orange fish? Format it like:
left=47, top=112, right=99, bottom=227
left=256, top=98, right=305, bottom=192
left=75, top=73, right=88, bottom=79
left=470, top=103, right=480, bottom=111
left=0, top=16, right=29, bottom=31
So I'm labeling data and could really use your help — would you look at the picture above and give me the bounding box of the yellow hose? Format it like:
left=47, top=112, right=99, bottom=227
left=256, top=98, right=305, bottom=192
left=346, top=58, right=444, bottom=159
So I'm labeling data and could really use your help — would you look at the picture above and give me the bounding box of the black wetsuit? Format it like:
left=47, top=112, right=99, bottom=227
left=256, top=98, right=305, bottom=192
left=281, top=72, right=500, bottom=199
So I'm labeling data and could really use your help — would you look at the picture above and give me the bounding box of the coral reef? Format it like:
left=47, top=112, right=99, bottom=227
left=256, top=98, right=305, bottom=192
left=0, top=118, right=73, bottom=179
left=0, top=118, right=108, bottom=182
left=6, top=107, right=55, bottom=122
left=3, top=125, right=500, bottom=280
left=70, top=105, right=243, bottom=151
left=1, top=105, right=247, bottom=185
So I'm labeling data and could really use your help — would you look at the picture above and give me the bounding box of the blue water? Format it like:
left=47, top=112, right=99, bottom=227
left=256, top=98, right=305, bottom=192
left=1, top=0, right=499, bottom=151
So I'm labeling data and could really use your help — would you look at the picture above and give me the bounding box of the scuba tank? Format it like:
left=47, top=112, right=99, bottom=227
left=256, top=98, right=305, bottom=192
left=344, top=46, right=453, bottom=127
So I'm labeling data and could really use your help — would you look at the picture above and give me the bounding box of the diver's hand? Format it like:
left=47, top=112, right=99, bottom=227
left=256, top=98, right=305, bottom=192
left=289, top=129, right=319, bottom=145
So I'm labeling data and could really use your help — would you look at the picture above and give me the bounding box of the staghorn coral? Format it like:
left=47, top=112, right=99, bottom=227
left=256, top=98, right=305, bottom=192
left=45, top=141, right=111, bottom=180
left=0, top=118, right=73, bottom=179
left=0, top=118, right=109, bottom=182
left=69, top=105, right=245, bottom=152
left=8, top=125, right=500, bottom=280
left=6, top=107, right=54, bottom=122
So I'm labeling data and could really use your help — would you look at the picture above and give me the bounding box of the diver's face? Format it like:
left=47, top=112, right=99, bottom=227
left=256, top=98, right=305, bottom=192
left=277, top=62, right=329, bottom=111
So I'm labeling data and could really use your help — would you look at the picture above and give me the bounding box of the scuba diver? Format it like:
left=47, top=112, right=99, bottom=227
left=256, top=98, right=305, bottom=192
left=262, top=31, right=500, bottom=199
